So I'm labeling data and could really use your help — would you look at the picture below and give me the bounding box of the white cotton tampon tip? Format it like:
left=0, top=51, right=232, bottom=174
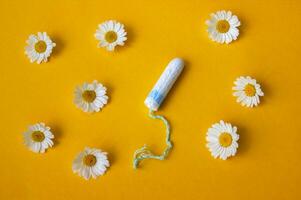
left=144, top=58, right=184, bottom=111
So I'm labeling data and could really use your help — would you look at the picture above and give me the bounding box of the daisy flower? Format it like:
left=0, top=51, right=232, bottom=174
left=72, top=147, right=110, bottom=180
left=23, top=123, right=54, bottom=153
left=206, top=120, right=239, bottom=160
left=233, top=76, right=264, bottom=108
left=25, top=32, right=56, bottom=64
left=74, top=80, right=109, bottom=113
left=94, top=20, right=127, bottom=51
left=206, top=10, right=240, bottom=44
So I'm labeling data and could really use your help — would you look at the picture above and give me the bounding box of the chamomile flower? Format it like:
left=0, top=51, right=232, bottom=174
left=94, top=20, right=127, bottom=51
left=25, top=32, right=56, bottom=64
left=233, top=76, right=264, bottom=108
left=206, top=120, right=239, bottom=160
left=72, top=147, right=110, bottom=180
left=74, top=80, right=108, bottom=113
left=23, top=123, right=54, bottom=153
left=206, top=10, right=240, bottom=44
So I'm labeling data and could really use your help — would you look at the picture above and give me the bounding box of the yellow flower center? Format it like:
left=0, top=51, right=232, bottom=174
left=34, top=40, right=47, bottom=53
left=105, top=31, right=118, bottom=43
left=83, top=154, right=97, bottom=167
left=82, top=90, right=96, bottom=103
left=216, top=20, right=230, bottom=33
left=219, top=133, right=233, bottom=147
left=244, top=84, right=256, bottom=97
left=31, top=131, right=45, bottom=142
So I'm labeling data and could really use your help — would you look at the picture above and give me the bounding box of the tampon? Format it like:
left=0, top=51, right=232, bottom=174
left=145, top=58, right=184, bottom=111
left=133, top=58, right=184, bottom=169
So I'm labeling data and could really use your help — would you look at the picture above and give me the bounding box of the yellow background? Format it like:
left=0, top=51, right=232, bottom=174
left=0, top=0, right=300, bottom=199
